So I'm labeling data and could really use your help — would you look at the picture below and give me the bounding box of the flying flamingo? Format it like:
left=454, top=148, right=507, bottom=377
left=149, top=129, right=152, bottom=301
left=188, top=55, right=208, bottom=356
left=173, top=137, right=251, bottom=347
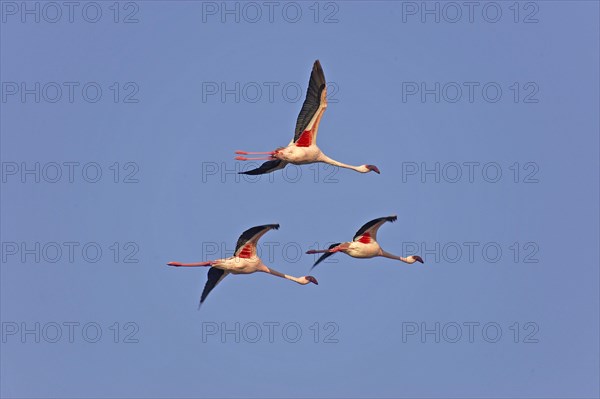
left=235, top=60, right=380, bottom=175
left=306, top=216, right=424, bottom=269
left=167, top=224, right=318, bottom=307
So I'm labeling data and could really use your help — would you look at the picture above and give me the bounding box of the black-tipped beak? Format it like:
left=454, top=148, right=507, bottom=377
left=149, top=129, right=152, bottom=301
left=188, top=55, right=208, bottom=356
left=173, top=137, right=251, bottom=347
left=367, top=165, right=381, bottom=174
left=414, top=256, right=424, bottom=264
left=306, top=276, right=319, bottom=285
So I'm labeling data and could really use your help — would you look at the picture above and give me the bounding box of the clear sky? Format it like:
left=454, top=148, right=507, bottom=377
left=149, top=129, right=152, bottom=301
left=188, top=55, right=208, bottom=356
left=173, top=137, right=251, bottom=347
left=1, top=1, right=599, bottom=398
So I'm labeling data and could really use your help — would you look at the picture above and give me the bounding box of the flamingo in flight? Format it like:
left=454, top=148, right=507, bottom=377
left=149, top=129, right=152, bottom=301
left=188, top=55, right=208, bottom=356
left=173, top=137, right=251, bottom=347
left=306, top=216, right=424, bottom=269
left=168, top=224, right=318, bottom=307
left=235, top=60, right=380, bottom=175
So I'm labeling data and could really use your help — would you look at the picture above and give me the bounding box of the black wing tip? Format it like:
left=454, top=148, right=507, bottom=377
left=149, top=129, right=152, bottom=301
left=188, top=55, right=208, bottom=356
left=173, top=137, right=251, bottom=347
left=312, top=252, right=333, bottom=268
left=313, top=60, right=323, bottom=75
left=238, top=160, right=284, bottom=175
left=198, top=294, right=208, bottom=309
left=238, top=169, right=266, bottom=176
left=388, top=215, right=398, bottom=223
left=257, top=223, right=279, bottom=230
left=312, top=60, right=325, bottom=83
left=242, top=224, right=280, bottom=236
left=243, top=223, right=280, bottom=237
left=198, top=297, right=209, bottom=309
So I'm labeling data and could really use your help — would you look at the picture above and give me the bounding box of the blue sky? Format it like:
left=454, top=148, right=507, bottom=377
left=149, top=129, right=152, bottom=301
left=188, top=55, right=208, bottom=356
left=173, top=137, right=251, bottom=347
left=1, top=1, right=599, bottom=398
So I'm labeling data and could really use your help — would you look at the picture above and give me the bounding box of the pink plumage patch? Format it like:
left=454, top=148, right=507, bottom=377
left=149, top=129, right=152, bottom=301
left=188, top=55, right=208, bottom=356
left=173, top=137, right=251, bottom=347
left=358, top=233, right=371, bottom=244
left=295, top=130, right=312, bottom=147
left=238, top=244, right=254, bottom=258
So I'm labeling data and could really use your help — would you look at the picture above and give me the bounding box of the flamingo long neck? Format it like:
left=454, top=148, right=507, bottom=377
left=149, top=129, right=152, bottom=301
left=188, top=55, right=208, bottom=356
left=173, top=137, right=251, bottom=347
left=261, top=265, right=304, bottom=284
left=318, top=153, right=364, bottom=173
left=380, top=250, right=413, bottom=264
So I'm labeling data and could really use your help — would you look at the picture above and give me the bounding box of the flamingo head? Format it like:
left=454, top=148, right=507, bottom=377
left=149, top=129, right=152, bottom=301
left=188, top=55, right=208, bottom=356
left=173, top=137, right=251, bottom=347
left=364, top=164, right=381, bottom=174
left=410, top=256, right=424, bottom=264
left=302, top=276, right=319, bottom=285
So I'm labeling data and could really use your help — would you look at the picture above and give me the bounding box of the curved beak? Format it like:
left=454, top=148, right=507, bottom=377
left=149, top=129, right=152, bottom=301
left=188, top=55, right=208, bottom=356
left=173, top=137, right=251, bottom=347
left=367, top=165, right=381, bottom=174
left=306, top=276, right=319, bottom=285
left=414, top=256, right=424, bottom=264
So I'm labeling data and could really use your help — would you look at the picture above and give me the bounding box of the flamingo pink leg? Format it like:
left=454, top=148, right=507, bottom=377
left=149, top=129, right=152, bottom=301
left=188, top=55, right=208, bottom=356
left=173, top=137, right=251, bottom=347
left=306, top=247, right=344, bottom=255
left=167, top=261, right=213, bottom=267
left=235, top=151, right=276, bottom=155
left=306, top=249, right=329, bottom=254
left=235, top=156, right=274, bottom=161
left=306, top=243, right=349, bottom=255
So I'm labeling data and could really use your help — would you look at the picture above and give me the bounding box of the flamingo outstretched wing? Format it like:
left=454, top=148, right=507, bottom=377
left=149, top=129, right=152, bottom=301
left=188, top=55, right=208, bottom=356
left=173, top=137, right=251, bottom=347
left=234, top=224, right=280, bottom=258
left=353, top=216, right=398, bottom=243
left=238, top=61, right=327, bottom=175
left=199, top=267, right=229, bottom=307
left=292, top=60, right=327, bottom=146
